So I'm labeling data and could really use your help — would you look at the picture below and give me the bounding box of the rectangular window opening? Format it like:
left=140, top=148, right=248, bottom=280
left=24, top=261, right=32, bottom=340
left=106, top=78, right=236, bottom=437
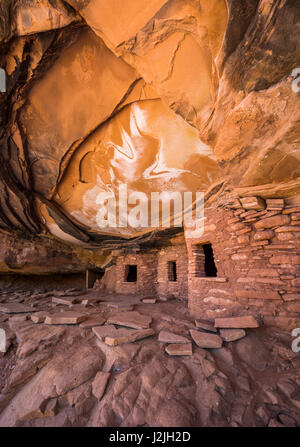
left=168, top=261, right=177, bottom=282
left=194, top=243, right=217, bottom=277
left=125, top=265, right=137, bottom=282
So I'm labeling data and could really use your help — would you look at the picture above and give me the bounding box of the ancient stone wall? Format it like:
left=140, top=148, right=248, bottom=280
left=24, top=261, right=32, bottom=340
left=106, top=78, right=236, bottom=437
left=157, top=244, right=188, bottom=301
left=114, top=252, right=158, bottom=297
left=185, top=196, right=300, bottom=322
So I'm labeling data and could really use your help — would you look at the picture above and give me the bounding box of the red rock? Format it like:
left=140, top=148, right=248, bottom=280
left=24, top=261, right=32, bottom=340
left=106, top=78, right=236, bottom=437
left=237, top=234, right=250, bottom=244
left=194, top=319, right=217, bottom=333
left=236, top=227, right=252, bottom=235
left=105, top=328, right=155, bottom=346
left=266, top=199, right=284, bottom=210
left=92, top=325, right=120, bottom=341
left=220, top=329, right=246, bottom=342
left=45, top=312, right=87, bottom=325
left=263, top=316, right=300, bottom=329
left=9, top=314, right=28, bottom=323
left=42, top=398, right=59, bottom=417
left=52, top=296, right=78, bottom=306
left=250, top=240, right=269, bottom=246
left=275, top=225, right=300, bottom=232
left=240, top=197, right=266, bottom=210
left=269, top=255, right=300, bottom=265
left=158, top=330, right=190, bottom=344
left=254, top=215, right=290, bottom=230
left=230, top=222, right=246, bottom=231
left=282, top=294, right=300, bottom=302
left=283, top=207, right=300, bottom=214
left=80, top=297, right=102, bottom=305
left=214, top=316, right=259, bottom=328
left=92, top=372, right=110, bottom=400
left=165, top=343, right=193, bottom=356
left=79, top=316, right=106, bottom=328
left=107, top=311, right=152, bottom=329
left=190, top=329, right=223, bottom=348
left=227, top=217, right=241, bottom=224
left=254, top=230, right=275, bottom=241
left=264, top=244, right=295, bottom=250
left=240, top=210, right=258, bottom=218
left=0, top=304, right=35, bottom=314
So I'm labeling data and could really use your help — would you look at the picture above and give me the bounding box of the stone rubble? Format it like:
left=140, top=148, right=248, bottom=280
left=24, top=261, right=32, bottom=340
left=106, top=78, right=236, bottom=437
left=52, top=296, right=79, bottom=306
left=105, top=328, right=155, bottom=346
left=0, top=304, right=36, bottom=314
left=194, top=319, right=217, bottom=333
left=0, top=289, right=299, bottom=427
left=158, top=330, right=190, bottom=344
left=79, top=317, right=106, bottom=329
left=190, top=329, right=223, bottom=349
left=220, top=329, right=246, bottom=342
left=165, top=343, right=193, bottom=356
left=45, top=312, right=87, bottom=325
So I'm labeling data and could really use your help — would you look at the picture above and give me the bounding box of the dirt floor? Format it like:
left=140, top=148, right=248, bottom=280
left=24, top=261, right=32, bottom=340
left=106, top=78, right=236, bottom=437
left=0, top=282, right=299, bottom=427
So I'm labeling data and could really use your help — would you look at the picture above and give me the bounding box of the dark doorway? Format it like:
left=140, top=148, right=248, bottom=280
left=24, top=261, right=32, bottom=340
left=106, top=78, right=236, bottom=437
left=86, top=269, right=104, bottom=289
left=168, top=261, right=177, bottom=282
left=125, top=265, right=137, bottom=282
left=203, top=244, right=217, bottom=277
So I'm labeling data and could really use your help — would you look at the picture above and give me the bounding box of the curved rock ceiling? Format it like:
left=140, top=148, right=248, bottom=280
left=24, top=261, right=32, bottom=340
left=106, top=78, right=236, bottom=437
left=0, top=0, right=300, bottom=249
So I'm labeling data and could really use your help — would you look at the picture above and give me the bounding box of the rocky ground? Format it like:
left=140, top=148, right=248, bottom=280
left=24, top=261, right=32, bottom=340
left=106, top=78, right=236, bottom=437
left=0, top=285, right=299, bottom=428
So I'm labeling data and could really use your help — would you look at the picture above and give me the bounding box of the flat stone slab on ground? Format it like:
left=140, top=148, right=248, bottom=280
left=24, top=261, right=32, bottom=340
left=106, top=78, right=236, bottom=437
left=31, top=312, right=48, bottom=324
left=0, top=303, right=35, bottom=314
left=190, top=329, right=223, bottom=349
left=9, top=314, right=28, bottom=323
left=195, top=319, right=217, bottom=333
left=80, top=316, right=106, bottom=329
left=158, top=330, right=190, bottom=344
left=142, top=299, right=157, bottom=304
left=92, top=325, right=120, bottom=341
left=165, top=343, right=193, bottom=356
left=52, top=296, right=78, bottom=306
left=105, top=328, right=155, bottom=346
left=214, top=316, right=259, bottom=328
left=45, top=312, right=87, bottom=325
left=107, top=311, right=152, bottom=329
left=220, top=329, right=246, bottom=342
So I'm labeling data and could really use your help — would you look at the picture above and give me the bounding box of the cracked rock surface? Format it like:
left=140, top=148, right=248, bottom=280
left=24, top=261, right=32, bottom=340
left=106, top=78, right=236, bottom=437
left=0, top=287, right=299, bottom=427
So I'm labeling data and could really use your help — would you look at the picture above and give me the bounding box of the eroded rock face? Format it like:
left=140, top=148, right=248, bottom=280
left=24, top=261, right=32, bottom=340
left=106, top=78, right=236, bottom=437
left=0, top=0, right=299, bottom=255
